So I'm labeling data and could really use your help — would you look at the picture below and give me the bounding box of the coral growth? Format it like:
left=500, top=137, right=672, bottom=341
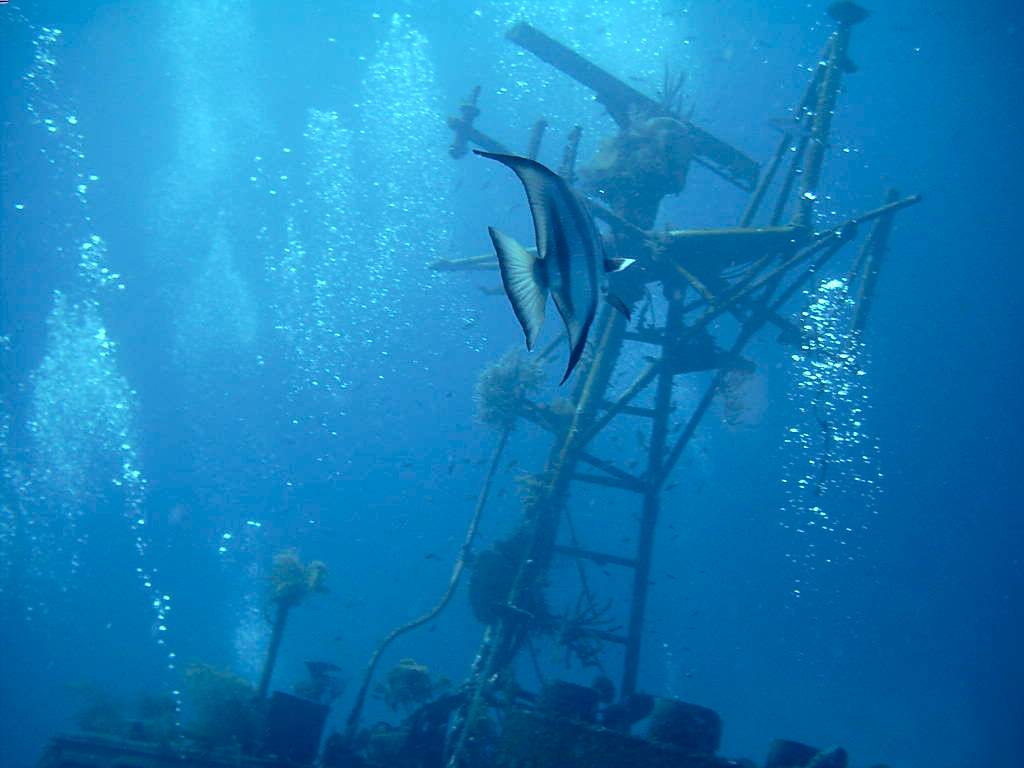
left=68, top=684, right=127, bottom=737
left=373, top=658, right=448, bottom=713
left=183, top=663, right=264, bottom=752
left=474, top=349, right=543, bottom=431
left=269, top=549, right=328, bottom=608
left=67, top=684, right=177, bottom=745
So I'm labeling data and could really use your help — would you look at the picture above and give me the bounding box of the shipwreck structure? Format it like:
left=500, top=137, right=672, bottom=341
left=39, top=4, right=914, bottom=768
left=414, top=3, right=914, bottom=767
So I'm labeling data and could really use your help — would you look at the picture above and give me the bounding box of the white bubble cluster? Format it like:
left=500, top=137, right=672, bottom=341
left=11, top=292, right=166, bottom=642
left=361, top=14, right=454, bottom=329
left=1, top=18, right=176, bottom=678
left=24, top=26, right=100, bottom=218
left=779, top=277, right=881, bottom=598
left=78, top=234, right=125, bottom=292
left=256, top=13, right=455, bottom=424
left=261, top=111, right=358, bottom=404
left=232, top=568, right=270, bottom=680
left=27, top=294, right=141, bottom=513
left=175, top=223, right=260, bottom=370
left=158, top=0, right=264, bottom=218
left=0, top=337, right=21, bottom=598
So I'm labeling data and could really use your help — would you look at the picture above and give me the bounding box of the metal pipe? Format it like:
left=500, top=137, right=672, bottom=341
left=346, top=428, right=510, bottom=739
left=741, top=40, right=830, bottom=227
left=446, top=309, right=628, bottom=768
left=560, top=125, right=583, bottom=183
left=794, top=4, right=868, bottom=228
left=527, top=119, right=548, bottom=160
left=852, top=188, right=901, bottom=333
left=622, top=295, right=683, bottom=696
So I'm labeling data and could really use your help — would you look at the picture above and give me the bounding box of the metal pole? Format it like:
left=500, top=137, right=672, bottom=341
left=527, top=119, right=548, bottom=160
left=851, top=188, right=900, bottom=333
left=741, top=40, right=830, bottom=227
left=446, top=308, right=628, bottom=767
left=621, top=292, right=684, bottom=696
left=793, top=4, right=869, bottom=229
left=345, top=429, right=511, bottom=738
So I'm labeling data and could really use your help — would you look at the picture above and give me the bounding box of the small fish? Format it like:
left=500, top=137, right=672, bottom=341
left=424, top=553, right=441, bottom=561
left=475, top=150, right=635, bottom=383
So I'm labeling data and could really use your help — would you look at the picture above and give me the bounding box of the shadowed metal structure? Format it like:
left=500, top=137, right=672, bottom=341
left=37, top=5, right=919, bottom=768
left=426, top=4, right=920, bottom=767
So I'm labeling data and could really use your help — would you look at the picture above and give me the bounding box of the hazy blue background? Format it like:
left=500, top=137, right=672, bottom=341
left=1, top=2, right=1020, bottom=768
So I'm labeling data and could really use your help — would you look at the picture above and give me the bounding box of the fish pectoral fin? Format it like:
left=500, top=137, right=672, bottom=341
left=604, top=257, right=636, bottom=273
left=488, top=226, right=548, bottom=350
left=605, top=293, right=633, bottom=321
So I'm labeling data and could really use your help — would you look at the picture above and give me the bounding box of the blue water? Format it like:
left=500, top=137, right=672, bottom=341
left=1, top=2, right=1020, bottom=767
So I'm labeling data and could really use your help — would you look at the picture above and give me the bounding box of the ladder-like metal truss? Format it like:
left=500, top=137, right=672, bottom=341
left=350, top=4, right=920, bottom=764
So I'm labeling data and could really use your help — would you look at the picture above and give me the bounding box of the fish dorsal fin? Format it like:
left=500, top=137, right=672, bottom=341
left=475, top=150, right=571, bottom=261
left=488, top=227, right=548, bottom=350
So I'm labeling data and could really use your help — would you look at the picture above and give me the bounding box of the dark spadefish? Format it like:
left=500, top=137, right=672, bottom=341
left=476, top=150, right=633, bottom=384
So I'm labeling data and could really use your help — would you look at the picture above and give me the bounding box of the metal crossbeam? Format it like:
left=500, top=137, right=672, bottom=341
left=425, top=9, right=921, bottom=766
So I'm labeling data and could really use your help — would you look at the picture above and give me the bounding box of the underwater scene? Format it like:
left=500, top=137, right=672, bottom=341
left=0, top=2, right=1020, bottom=768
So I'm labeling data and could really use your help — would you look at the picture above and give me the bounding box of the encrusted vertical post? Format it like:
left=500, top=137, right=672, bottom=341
left=793, top=2, right=869, bottom=229
left=560, top=125, right=584, bottom=184
left=527, top=119, right=549, bottom=160
left=621, top=290, right=685, bottom=696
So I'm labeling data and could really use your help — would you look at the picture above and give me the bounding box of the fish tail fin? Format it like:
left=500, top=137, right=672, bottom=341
left=488, top=227, right=548, bottom=350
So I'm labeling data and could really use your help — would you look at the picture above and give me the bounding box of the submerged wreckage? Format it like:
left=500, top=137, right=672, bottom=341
left=41, top=3, right=915, bottom=768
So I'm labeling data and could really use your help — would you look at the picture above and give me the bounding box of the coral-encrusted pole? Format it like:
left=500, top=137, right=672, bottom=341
left=256, top=551, right=327, bottom=700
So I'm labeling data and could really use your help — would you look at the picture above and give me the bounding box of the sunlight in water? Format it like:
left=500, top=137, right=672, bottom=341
left=257, top=12, right=455, bottom=416
left=481, top=0, right=696, bottom=157
left=175, top=223, right=260, bottom=368
left=0, top=20, right=176, bottom=680
left=158, top=0, right=264, bottom=222
left=361, top=14, right=454, bottom=327
left=0, top=337, right=20, bottom=600
left=779, top=277, right=882, bottom=599
left=262, top=110, right=358, bottom=405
